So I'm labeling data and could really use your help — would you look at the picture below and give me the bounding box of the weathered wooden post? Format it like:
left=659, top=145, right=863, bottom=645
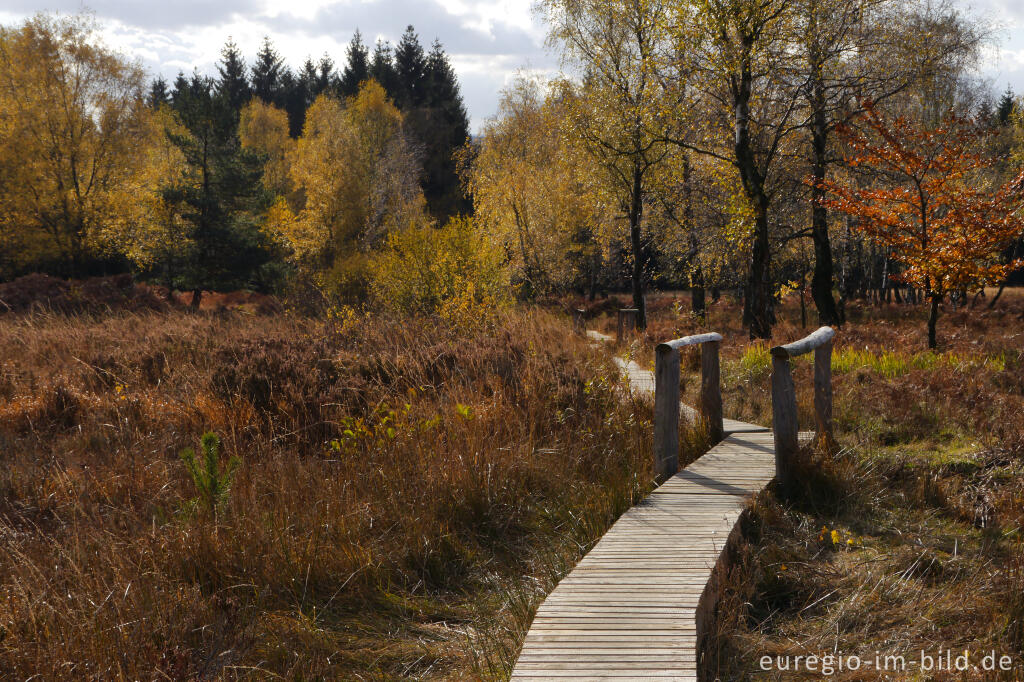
left=573, top=308, right=586, bottom=334
left=617, top=308, right=639, bottom=344
left=654, top=343, right=681, bottom=478
left=814, top=337, right=834, bottom=446
left=770, top=354, right=798, bottom=490
left=770, top=326, right=835, bottom=491
left=701, top=340, right=723, bottom=443
left=653, top=332, right=724, bottom=479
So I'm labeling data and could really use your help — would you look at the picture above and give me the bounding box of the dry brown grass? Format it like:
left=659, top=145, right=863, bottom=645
left=589, top=290, right=1024, bottom=681
left=0, top=306, right=656, bottom=680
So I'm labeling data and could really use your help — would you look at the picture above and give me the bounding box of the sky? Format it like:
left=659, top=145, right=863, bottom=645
left=1, top=0, right=1022, bottom=134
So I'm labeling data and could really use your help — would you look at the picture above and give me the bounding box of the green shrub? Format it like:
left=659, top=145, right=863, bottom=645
left=179, top=432, right=239, bottom=513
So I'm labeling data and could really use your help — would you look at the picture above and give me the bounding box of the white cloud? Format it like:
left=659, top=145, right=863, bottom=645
left=8, top=0, right=1020, bottom=132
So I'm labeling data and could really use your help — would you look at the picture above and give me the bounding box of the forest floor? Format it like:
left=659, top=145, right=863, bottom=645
left=584, top=289, right=1024, bottom=681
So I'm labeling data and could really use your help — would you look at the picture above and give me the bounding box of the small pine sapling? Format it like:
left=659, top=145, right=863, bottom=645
left=179, top=432, right=239, bottom=514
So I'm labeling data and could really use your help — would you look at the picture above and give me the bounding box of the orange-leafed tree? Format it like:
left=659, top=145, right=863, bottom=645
left=819, top=100, right=1024, bottom=348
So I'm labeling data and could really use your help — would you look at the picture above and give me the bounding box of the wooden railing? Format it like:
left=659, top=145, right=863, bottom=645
left=770, top=325, right=835, bottom=489
left=616, top=308, right=639, bottom=343
left=573, top=308, right=585, bottom=334
left=653, top=332, right=724, bottom=478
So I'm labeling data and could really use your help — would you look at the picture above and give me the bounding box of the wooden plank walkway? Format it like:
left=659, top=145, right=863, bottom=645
left=511, top=335, right=775, bottom=681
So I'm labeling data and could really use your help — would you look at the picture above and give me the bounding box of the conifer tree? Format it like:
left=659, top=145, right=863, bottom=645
left=251, top=37, right=285, bottom=104
left=170, top=71, right=190, bottom=107
left=148, top=76, right=169, bottom=108
left=369, top=39, right=398, bottom=97
left=161, top=75, right=273, bottom=306
left=315, top=54, right=335, bottom=94
left=216, top=39, right=250, bottom=115
left=340, top=30, right=369, bottom=97
left=394, top=25, right=426, bottom=108
left=997, top=86, right=1016, bottom=126
left=418, top=39, right=470, bottom=219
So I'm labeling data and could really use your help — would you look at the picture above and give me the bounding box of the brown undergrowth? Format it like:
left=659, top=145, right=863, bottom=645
left=0, top=306, right=655, bottom=680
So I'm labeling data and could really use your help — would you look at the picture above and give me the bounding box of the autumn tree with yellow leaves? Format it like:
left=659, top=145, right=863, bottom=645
left=239, top=99, right=294, bottom=197
left=0, top=14, right=148, bottom=278
left=269, top=81, right=425, bottom=300
left=467, top=76, right=612, bottom=298
left=541, top=0, right=675, bottom=328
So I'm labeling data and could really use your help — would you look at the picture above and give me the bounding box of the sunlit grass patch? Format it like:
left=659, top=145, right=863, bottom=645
left=738, top=341, right=772, bottom=378
left=831, top=346, right=1007, bottom=378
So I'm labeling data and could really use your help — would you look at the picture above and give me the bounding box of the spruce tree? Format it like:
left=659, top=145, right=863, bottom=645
left=997, top=86, right=1016, bottom=126
left=394, top=25, right=426, bottom=108
left=170, top=71, right=190, bottom=108
left=281, top=58, right=319, bottom=137
left=369, top=40, right=398, bottom=97
left=251, top=37, right=285, bottom=104
left=339, top=30, right=369, bottom=97
left=316, top=53, right=335, bottom=95
left=160, top=76, right=273, bottom=307
left=411, top=39, right=471, bottom=221
left=148, top=76, right=169, bottom=108
left=216, top=39, right=250, bottom=114
left=279, top=68, right=305, bottom=137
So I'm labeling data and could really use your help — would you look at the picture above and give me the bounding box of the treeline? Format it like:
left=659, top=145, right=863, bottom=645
left=463, top=0, right=1024, bottom=345
left=152, top=28, right=470, bottom=221
left=0, top=14, right=475, bottom=310
left=4, top=6, right=1024, bottom=344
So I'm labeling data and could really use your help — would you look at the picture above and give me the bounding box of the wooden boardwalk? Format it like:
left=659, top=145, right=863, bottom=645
left=511, top=339, right=774, bottom=681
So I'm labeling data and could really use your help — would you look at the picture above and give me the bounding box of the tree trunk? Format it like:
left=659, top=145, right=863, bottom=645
left=684, top=155, right=705, bottom=322
left=927, top=292, right=939, bottom=349
left=808, top=77, right=839, bottom=326
left=800, top=281, right=807, bottom=328
left=746, top=201, right=773, bottom=339
left=191, top=288, right=203, bottom=310
left=691, top=270, right=706, bottom=320
left=588, top=249, right=599, bottom=302
left=628, top=163, right=646, bottom=329
left=989, top=240, right=1021, bottom=309
left=731, top=63, right=773, bottom=339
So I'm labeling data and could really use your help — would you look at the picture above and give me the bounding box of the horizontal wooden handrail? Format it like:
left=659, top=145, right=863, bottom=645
left=656, top=331, right=723, bottom=352
left=770, top=325, right=835, bottom=358
left=654, top=333, right=724, bottom=478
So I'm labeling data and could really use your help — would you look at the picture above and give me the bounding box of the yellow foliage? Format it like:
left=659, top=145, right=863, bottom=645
left=0, top=13, right=148, bottom=274
left=283, top=81, right=427, bottom=299
left=100, top=105, right=189, bottom=269
left=369, top=216, right=509, bottom=323
left=239, top=99, right=293, bottom=196
left=467, top=75, right=612, bottom=295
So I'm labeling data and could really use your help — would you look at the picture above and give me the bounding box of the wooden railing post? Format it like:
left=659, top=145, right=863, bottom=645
left=573, top=308, right=585, bottom=334
left=769, top=326, right=836, bottom=490
left=814, top=338, right=833, bottom=442
left=771, top=355, right=798, bottom=490
left=700, top=340, right=723, bottom=443
left=653, top=332, right=723, bottom=478
left=617, top=308, right=638, bottom=344
left=654, top=343, right=681, bottom=478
